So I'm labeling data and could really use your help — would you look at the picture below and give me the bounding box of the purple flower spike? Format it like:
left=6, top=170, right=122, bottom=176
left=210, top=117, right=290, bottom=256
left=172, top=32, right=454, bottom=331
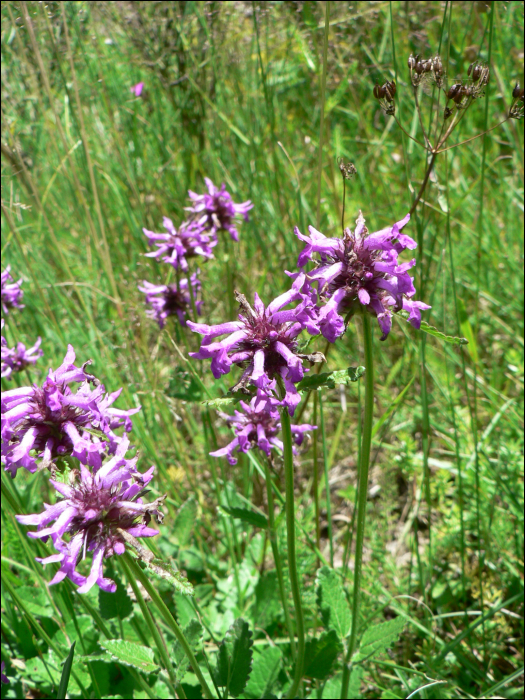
left=186, top=177, right=253, bottom=241
left=130, top=82, right=144, bottom=97
left=1, top=266, right=24, bottom=314
left=188, top=275, right=324, bottom=414
left=138, top=272, right=202, bottom=328
left=210, top=389, right=317, bottom=465
left=16, top=440, right=164, bottom=594
left=143, top=217, right=216, bottom=271
left=1, top=345, right=140, bottom=477
left=294, top=212, right=430, bottom=341
left=1, top=335, right=43, bottom=379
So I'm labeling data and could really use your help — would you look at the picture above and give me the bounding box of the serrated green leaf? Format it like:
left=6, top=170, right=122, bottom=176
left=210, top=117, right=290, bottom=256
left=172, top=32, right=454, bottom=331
left=220, top=506, right=268, bottom=529
left=303, top=629, right=342, bottom=680
left=322, top=669, right=362, bottom=699
left=397, top=310, right=468, bottom=345
left=173, top=618, right=203, bottom=681
left=316, top=566, right=352, bottom=638
left=173, top=497, right=198, bottom=547
left=243, top=646, right=282, bottom=699
left=99, top=574, right=133, bottom=620
left=144, top=558, right=194, bottom=595
left=297, top=366, right=365, bottom=392
left=353, top=617, right=405, bottom=663
left=100, top=639, right=158, bottom=674
left=174, top=592, right=198, bottom=629
left=213, top=618, right=253, bottom=697
left=16, top=586, right=53, bottom=618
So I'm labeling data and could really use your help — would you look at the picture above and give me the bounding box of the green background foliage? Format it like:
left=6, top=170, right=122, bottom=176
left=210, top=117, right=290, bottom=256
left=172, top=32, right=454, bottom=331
left=1, top=1, right=523, bottom=698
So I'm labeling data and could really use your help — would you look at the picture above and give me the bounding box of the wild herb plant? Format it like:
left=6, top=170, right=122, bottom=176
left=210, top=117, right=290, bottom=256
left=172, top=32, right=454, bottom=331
left=1, top=2, right=523, bottom=699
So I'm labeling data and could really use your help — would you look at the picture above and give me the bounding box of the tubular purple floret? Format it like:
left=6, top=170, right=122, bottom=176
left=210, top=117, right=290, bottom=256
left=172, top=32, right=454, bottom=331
left=138, top=272, right=203, bottom=328
left=143, top=217, right=216, bottom=271
left=1, top=266, right=24, bottom=314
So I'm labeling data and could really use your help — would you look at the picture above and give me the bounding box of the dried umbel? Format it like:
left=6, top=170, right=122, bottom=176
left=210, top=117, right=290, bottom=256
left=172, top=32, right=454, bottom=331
left=210, top=388, right=316, bottom=465
left=338, top=158, right=357, bottom=180
left=373, top=80, right=396, bottom=115
left=16, top=438, right=164, bottom=594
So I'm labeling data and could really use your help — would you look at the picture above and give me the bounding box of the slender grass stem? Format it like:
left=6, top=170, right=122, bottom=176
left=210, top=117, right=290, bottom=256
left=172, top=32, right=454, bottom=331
left=312, top=393, right=321, bottom=556
left=281, top=406, right=305, bottom=699
left=340, top=313, right=374, bottom=699
left=264, top=457, right=296, bottom=660
left=315, top=1, right=330, bottom=226
left=122, top=552, right=213, bottom=699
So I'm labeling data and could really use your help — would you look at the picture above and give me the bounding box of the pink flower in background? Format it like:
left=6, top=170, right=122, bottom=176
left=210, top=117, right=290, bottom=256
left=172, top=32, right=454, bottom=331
left=130, top=82, right=144, bottom=97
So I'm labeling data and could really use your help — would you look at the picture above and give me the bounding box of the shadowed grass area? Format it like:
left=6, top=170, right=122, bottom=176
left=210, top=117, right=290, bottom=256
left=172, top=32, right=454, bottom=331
left=1, top=2, right=523, bottom=698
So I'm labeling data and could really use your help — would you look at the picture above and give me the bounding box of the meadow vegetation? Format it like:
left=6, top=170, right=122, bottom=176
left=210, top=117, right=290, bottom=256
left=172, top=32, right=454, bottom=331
left=1, top=1, right=523, bottom=698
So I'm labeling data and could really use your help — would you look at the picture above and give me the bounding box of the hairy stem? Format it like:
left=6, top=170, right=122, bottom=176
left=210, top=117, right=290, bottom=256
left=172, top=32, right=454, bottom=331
left=340, top=314, right=374, bottom=699
left=264, top=457, right=296, bottom=659
left=281, top=406, right=306, bottom=699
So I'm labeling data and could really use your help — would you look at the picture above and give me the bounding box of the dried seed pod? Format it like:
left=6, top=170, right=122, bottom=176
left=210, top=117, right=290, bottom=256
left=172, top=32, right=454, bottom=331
left=408, top=54, right=417, bottom=70
left=433, top=56, right=443, bottom=77
left=472, top=63, right=481, bottom=81
left=373, top=84, right=382, bottom=99
left=444, top=106, right=453, bottom=120
left=512, top=83, right=524, bottom=100
left=447, top=83, right=461, bottom=100
left=338, top=157, right=357, bottom=180
left=415, top=59, right=425, bottom=75
left=385, top=80, right=396, bottom=101
left=453, top=85, right=467, bottom=103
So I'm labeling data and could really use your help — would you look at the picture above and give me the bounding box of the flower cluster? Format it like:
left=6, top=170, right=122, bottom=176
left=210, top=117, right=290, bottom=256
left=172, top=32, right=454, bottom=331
left=138, top=273, right=202, bottom=328
left=211, top=389, right=316, bottom=465
left=1, top=266, right=24, bottom=314
left=186, top=177, right=253, bottom=242
left=1, top=268, right=43, bottom=379
left=140, top=179, right=252, bottom=331
left=294, top=212, right=430, bottom=341
left=1, top=346, right=139, bottom=477
left=188, top=273, right=324, bottom=414
left=16, top=436, right=164, bottom=594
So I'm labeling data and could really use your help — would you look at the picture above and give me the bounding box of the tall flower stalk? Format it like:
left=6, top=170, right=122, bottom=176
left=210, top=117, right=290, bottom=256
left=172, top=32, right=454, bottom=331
left=340, top=313, right=374, bottom=699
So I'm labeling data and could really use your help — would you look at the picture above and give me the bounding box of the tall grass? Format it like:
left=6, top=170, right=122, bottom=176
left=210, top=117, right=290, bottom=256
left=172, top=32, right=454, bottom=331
left=1, top=2, right=523, bottom=699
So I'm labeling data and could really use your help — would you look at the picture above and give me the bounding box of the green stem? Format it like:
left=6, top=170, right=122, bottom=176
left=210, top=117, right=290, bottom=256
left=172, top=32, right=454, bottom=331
left=264, top=457, right=296, bottom=660
left=120, top=556, right=179, bottom=696
left=122, top=552, right=213, bottom=699
left=281, top=407, right=305, bottom=699
left=340, top=314, right=374, bottom=699
left=312, top=393, right=321, bottom=556
left=319, top=389, right=334, bottom=567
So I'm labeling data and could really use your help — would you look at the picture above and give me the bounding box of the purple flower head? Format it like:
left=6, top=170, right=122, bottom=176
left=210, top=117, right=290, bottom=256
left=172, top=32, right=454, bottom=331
left=1, top=346, right=140, bottom=477
left=1, top=266, right=24, bottom=314
left=143, top=217, right=216, bottom=271
left=188, top=274, right=324, bottom=415
left=1, top=662, right=8, bottom=685
left=16, top=438, right=164, bottom=594
left=1, top=335, right=43, bottom=379
left=138, top=272, right=202, bottom=328
left=186, top=177, right=253, bottom=242
left=130, top=82, right=144, bottom=97
left=295, top=212, right=430, bottom=341
left=210, top=388, right=316, bottom=465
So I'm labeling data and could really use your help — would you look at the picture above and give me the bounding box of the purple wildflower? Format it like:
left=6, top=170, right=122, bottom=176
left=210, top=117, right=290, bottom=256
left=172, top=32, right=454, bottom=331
left=16, top=438, right=164, bottom=594
left=1, top=662, right=8, bottom=685
left=294, top=212, right=430, bottom=341
left=130, top=82, right=144, bottom=97
left=188, top=273, right=324, bottom=414
left=1, top=266, right=24, bottom=314
left=186, top=177, right=253, bottom=242
left=1, top=346, right=140, bottom=477
left=210, top=388, right=316, bottom=465
left=138, top=272, right=202, bottom=328
left=143, top=217, right=216, bottom=271
left=1, top=336, right=43, bottom=379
